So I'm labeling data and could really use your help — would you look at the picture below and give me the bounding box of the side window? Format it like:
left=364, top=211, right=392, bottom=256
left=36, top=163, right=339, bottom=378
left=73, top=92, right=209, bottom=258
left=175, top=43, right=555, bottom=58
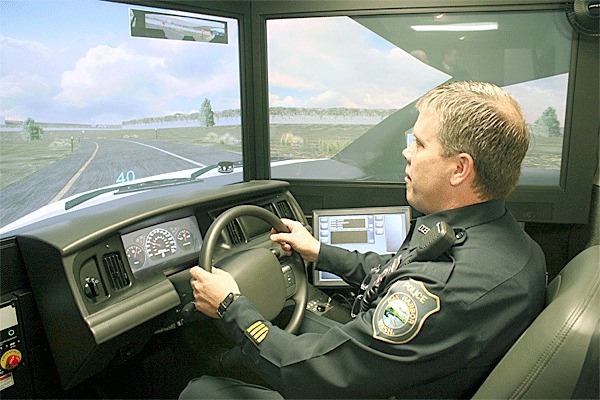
left=267, top=10, right=571, bottom=185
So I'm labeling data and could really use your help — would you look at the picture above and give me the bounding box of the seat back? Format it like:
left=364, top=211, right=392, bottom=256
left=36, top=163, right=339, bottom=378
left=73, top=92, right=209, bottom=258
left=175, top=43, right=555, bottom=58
left=473, top=245, right=599, bottom=399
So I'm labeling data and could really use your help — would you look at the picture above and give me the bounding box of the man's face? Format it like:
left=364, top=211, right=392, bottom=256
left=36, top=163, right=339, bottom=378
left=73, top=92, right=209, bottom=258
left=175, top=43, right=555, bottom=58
left=402, top=109, right=457, bottom=214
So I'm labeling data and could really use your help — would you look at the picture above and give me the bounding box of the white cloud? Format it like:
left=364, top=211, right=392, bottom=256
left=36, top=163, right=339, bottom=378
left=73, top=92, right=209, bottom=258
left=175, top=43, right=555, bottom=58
left=267, top=17, right=447, bottom=110
left=0, top=34, right=52, bottom=59
left=0, top=73, right=51, bottom=99
left=309, top=90, right=358, bottom=108
left=0, top=73, right=53, bottom=120
left=0, top=106, right=24, bottom=121
left=269, top=70, right=324, bottom=92
left=269, top=94, right=297, bottom=107
left=53, top=44, right=165, bottom=105
left=0, top=35, right=56, bottom=116
left=52, top=42, right=240, bottom=118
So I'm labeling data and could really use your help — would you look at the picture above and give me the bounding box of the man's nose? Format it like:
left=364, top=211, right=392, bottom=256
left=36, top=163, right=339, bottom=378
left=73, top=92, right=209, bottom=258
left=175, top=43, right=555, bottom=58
left=402, top=145, right=411, bottom=162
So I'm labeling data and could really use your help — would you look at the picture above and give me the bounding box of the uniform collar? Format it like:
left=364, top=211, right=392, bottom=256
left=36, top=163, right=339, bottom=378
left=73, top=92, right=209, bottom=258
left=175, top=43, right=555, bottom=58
left=410, top=199, right=507, bottom=242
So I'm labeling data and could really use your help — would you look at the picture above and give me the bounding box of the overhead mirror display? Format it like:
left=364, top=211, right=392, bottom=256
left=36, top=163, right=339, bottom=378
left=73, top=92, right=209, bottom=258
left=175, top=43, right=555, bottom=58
left=130, top=9, right=227, bottom=43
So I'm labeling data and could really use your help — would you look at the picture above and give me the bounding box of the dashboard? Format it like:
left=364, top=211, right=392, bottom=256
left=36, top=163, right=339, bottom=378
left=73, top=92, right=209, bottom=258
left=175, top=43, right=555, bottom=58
left=0, top=180, right=306, bottom=391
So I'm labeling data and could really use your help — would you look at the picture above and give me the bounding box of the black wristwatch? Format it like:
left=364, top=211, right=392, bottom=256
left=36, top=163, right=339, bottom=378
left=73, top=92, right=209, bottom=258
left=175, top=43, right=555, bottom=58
left=217, top=292, right=241, bottom=318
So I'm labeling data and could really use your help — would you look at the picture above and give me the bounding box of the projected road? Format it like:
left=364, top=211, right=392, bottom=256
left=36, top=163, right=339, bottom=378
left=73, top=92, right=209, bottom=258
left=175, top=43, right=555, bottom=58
left=0, top=139, right=240, bottom=227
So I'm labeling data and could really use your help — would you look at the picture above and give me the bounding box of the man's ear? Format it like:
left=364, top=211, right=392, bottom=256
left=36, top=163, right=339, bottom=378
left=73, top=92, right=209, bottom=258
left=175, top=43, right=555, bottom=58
left=450, top=153, right=475, bottom=187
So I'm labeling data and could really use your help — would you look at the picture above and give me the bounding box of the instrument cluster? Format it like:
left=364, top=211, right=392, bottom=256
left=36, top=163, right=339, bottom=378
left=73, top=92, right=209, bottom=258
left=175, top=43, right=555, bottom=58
left=120, top=216, right=202, bottom=275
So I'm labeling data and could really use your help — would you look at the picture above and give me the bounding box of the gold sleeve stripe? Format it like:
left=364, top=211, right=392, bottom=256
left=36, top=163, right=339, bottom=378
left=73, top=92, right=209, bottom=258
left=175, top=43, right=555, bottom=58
left=254, top=326, right=268, bottom=338
left=248, top=321, right=264, bottom=336
left=255, top=328, right=268, bottom=344
left=246, top=321, right=269, bottom=345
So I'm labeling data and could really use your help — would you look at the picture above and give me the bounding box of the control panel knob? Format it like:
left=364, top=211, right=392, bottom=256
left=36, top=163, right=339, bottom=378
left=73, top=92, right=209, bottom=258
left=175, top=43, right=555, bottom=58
left=84, top=277, right=100, bottom=298
left=1, top=349, right=21, bottom=370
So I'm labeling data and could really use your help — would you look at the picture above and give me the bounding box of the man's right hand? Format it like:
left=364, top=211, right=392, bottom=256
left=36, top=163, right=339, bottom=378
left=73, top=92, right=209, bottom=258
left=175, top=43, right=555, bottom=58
left=270, top=218, right=321, bottom=262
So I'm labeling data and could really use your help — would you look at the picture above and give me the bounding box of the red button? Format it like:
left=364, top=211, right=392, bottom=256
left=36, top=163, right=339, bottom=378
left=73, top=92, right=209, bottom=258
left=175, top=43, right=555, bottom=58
left=6, top=354, right=20, bottom=368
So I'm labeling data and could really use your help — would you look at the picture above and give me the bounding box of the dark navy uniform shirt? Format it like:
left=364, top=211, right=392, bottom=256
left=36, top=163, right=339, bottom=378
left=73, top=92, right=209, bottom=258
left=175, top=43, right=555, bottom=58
left=222, top=199, right=547, bottom=398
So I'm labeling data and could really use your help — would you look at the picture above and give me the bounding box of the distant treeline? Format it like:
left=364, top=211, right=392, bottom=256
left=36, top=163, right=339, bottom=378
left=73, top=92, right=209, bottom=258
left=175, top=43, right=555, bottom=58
left=123, top=107, right=397, bottom=125
left=2, top=120, right=120, bottom=129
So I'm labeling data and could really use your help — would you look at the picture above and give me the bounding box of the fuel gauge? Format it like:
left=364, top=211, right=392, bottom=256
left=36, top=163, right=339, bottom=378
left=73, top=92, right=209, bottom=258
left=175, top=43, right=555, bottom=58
left=126, top=244, right=146, bottom=269
left=177, top=229, right=194, bottom=250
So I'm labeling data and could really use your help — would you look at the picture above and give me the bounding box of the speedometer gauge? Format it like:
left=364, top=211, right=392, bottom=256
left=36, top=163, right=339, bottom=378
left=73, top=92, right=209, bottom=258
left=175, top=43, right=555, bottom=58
left=145, top=228, right=177, bottom=260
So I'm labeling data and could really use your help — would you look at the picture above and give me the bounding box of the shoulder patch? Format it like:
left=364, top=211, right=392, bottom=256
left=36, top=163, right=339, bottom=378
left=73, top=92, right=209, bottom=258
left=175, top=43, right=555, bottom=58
left=372, top=279, right=440, bottom=344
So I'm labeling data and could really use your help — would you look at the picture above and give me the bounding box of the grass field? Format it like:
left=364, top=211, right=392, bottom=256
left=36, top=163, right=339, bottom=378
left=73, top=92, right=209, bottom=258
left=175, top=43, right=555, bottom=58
left=0, top=136, right=81, bottom=190
left=522, top=135, right=563, bottom=169
left=0, top=124, right=562, bottom=190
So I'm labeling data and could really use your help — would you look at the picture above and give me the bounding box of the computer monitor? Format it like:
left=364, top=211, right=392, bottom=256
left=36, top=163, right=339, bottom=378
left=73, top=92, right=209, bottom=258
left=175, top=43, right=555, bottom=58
left=312, top=206, right=411, bottom=287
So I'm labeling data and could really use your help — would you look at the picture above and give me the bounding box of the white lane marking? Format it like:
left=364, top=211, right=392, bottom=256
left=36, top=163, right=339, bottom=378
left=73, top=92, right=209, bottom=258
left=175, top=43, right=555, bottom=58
left=49, top=141, right=99, bottom=204
left=122, top=140, right=207, bottom=167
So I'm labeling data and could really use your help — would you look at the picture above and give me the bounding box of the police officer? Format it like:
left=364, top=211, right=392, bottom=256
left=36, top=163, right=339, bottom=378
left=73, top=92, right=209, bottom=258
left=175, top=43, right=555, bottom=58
left=182, top=81, right=547, bottom=399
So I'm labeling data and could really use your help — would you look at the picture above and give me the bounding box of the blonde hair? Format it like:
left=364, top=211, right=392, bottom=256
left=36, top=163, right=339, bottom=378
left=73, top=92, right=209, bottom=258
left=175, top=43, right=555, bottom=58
left=417, top=81, right=530, bottom=199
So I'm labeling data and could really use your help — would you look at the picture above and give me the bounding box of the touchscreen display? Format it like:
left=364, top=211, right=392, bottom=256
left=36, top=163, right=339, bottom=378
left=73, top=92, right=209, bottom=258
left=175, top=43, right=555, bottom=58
left=312, top=206, right=411, bottom=287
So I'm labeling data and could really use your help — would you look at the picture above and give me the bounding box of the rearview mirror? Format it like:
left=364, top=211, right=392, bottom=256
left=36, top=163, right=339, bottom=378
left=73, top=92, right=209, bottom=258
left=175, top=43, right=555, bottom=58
left=129, top=9, right=227, bottom=43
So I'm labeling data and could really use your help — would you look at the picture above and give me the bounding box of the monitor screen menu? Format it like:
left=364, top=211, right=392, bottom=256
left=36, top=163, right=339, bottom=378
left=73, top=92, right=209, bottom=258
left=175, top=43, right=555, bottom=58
left=312, top=206, right=411, bottom=287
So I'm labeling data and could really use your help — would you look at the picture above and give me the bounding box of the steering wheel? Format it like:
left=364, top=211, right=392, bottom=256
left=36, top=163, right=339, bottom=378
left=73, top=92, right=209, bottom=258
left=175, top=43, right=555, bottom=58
left=199, top=205, right=307, bottom=334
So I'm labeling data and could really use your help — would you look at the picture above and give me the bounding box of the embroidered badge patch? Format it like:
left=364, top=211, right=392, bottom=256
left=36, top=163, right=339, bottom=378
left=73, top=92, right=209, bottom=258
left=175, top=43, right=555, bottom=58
left=246, top=321, right=269, bottom=346
left=372, top=279, right=440, bottom=344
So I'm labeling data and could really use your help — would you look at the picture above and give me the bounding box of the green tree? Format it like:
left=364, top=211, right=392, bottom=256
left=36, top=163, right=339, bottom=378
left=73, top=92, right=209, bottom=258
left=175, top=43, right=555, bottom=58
left=534, top=107, right=561, bottom=137
left=21, top=117, right=44, bottom=141
left=199, top=98, right=215, bottom=128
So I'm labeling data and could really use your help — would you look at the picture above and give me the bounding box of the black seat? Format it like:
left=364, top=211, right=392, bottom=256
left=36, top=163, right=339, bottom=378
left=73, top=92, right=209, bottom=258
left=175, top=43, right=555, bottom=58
left=473, top=245, right=599, bottom=399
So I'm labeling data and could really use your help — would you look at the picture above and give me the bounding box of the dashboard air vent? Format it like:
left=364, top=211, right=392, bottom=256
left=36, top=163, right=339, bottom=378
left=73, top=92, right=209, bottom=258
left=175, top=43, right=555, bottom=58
left=102, top=252, right=131, bottom=290
left=226, top=219, right=246, bottom=245
left=263, top=203, right=277, bottom=215
left=274, top=201, right=295, bottom=220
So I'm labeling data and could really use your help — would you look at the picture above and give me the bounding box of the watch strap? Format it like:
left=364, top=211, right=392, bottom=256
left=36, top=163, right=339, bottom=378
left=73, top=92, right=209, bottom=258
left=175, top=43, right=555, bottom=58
left=217, top=292, right=241, bottom=318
